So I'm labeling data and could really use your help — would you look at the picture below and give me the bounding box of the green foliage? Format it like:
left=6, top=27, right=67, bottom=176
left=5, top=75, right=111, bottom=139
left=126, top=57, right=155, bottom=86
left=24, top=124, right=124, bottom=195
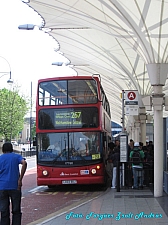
left=0, top=87, right=28, bottom=141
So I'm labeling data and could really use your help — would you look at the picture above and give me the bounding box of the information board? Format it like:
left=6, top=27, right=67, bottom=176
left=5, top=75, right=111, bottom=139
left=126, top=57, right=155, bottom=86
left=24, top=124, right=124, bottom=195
left=120, top=135, right=128, bottom=162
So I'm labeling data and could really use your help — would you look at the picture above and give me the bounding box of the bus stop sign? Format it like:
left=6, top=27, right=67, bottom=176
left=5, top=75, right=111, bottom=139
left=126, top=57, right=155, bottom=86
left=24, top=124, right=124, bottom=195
left=125, top=90, right=138, bottom=105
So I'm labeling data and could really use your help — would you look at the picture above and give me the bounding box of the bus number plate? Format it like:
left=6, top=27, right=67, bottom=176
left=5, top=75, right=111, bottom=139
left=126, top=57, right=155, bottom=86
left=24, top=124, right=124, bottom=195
left=62, top=180, right=77, bottom=184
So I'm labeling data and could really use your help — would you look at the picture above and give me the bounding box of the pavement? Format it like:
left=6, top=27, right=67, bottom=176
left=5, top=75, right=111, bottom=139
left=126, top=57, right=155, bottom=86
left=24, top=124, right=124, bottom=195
left=27, top=186, right=168, bottom=225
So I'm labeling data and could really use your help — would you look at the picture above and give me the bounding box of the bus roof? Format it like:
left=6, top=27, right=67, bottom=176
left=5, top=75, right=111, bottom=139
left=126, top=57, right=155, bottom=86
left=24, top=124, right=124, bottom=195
left=38, top=75, right=101, bottom=83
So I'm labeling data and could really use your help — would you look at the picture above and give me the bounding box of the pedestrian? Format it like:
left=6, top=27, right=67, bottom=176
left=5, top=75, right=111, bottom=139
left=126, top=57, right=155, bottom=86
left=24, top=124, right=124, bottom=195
left=0, top=142, right=27, bottom=225
left=111, top=140, right=122, bottom=189
left=105, top=142, right=115, bottom=184
left=127, top=139, right=134, bottom=187
left=130, top=142, right=144, bottom=189
left=143, top=146, right=150, bottom=186
left=128, top=139, right=134, bottom=159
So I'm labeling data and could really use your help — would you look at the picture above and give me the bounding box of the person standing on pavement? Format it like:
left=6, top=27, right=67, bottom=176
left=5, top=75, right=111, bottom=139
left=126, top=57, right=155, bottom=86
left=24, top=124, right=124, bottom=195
left=130, top=142, right=144, bottom=189
left=128, top=139, right=134, bottom=161
left=0, top=142, right=27, bottom=225
left=111, top=140, right=122, bottom=188
left=105, top=142, right=115, bottom=184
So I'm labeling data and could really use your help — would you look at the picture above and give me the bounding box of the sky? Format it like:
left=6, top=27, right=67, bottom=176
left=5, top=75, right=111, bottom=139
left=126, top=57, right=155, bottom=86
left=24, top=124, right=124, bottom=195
left=0, top=0, right=77, bottom=115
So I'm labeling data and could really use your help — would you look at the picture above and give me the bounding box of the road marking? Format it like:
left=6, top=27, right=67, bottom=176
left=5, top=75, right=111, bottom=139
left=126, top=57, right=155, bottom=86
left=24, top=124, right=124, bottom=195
left=28, top=186, right=47, bottom=193
left=26, top=192, right=103, bottom=225
left=37, top=195, right=100, bottom=225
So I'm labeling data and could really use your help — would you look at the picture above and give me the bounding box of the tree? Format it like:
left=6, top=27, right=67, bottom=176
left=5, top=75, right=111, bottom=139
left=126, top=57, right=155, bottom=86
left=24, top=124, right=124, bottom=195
left=0, top=87, right=28, bottom=141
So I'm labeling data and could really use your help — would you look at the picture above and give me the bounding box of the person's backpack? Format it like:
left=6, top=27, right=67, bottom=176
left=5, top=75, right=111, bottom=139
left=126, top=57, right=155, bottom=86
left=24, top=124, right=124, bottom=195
left=131, top=150, right=141, bottom=165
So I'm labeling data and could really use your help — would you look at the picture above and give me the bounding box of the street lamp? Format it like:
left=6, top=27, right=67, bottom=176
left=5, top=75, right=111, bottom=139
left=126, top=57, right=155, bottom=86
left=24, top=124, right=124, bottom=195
left=30, top=81, right=33, bottom=155
left=18, top=24, right=35, bottom=30
left=0, top=56, right=13, bottom=84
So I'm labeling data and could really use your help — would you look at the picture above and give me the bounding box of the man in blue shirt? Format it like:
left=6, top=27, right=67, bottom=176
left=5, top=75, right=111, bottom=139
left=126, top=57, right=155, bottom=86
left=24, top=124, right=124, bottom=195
left=0, top=142, right=27, bottom=225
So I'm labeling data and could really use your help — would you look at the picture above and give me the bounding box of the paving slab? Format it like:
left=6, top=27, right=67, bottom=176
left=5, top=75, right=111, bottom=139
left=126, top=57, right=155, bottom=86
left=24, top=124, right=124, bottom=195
left=27, top=187, right=168, bottom=225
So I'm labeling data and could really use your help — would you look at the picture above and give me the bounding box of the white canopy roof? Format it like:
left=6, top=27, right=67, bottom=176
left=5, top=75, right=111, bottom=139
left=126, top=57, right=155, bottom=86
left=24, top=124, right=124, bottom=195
left=28, top=0, right=168, bottom=125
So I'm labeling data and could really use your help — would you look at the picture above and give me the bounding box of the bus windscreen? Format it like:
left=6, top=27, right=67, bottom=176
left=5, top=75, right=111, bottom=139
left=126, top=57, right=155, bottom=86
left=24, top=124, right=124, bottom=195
left=37, top=131, right=102, bottom=164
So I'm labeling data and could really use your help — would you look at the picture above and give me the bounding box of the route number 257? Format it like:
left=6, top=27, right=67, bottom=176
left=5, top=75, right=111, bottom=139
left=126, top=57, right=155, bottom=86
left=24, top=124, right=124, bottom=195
left=71, top=112, right=81, bottom=118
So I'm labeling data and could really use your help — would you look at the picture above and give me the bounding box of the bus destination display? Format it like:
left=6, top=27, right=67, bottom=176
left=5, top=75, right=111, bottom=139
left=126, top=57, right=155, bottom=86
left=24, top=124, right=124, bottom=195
left=55, top=110, right=82, bottom=127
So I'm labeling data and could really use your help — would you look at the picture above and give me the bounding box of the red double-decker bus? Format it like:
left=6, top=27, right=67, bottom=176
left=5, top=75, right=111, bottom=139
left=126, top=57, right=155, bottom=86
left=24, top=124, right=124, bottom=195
left=36, top=75, right=111, bottom=187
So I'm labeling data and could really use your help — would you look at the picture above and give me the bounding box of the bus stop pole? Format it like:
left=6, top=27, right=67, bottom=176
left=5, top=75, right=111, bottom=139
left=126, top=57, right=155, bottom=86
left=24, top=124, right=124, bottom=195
left=121, top=90, right=125, bottom=187
left=121, top=90, right=125, bottom=133
left=116, top=161, right=120, bottom=192
left=122, top=163, right=125, bottom=187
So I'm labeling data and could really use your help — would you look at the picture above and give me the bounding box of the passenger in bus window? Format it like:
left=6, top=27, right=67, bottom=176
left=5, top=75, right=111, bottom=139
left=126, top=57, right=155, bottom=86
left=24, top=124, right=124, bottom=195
left=77, top=141, right=87, bottom=156
left=47, top=141, right=61, bottom=155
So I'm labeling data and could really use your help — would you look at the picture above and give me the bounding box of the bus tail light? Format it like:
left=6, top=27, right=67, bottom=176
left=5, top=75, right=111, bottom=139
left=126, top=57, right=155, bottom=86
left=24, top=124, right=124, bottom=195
left=42, top=170, right=48, bottom=176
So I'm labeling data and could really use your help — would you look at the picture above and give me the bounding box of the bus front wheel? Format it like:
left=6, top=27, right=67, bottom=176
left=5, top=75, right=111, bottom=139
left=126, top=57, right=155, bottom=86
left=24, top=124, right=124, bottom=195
left=48, top=185, right=57, bottom=189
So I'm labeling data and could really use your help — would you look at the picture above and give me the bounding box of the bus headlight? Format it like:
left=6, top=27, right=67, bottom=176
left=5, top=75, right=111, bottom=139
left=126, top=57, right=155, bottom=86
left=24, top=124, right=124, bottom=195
left=91, top=169, right=96, bottom=174
left=42, top=170, right=48, bottom=176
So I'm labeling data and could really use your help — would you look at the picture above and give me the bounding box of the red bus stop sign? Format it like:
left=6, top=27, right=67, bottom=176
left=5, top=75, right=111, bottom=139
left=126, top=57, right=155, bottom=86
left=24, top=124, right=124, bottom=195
left=127, top=91, right=136, bottom=100
left=125, top=90, right=138, bottom=106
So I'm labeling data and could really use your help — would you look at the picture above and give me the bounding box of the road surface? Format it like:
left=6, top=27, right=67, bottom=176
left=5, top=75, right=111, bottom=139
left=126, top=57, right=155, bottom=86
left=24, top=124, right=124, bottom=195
left=21, top=157, right=107, bottom=225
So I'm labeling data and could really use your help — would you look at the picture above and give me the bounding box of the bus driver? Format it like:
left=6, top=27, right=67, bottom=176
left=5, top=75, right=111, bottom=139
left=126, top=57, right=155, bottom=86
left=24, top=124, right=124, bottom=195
left=77, top=141, right=87, bottom=156
left=47, top=141, right=61, bottom=155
